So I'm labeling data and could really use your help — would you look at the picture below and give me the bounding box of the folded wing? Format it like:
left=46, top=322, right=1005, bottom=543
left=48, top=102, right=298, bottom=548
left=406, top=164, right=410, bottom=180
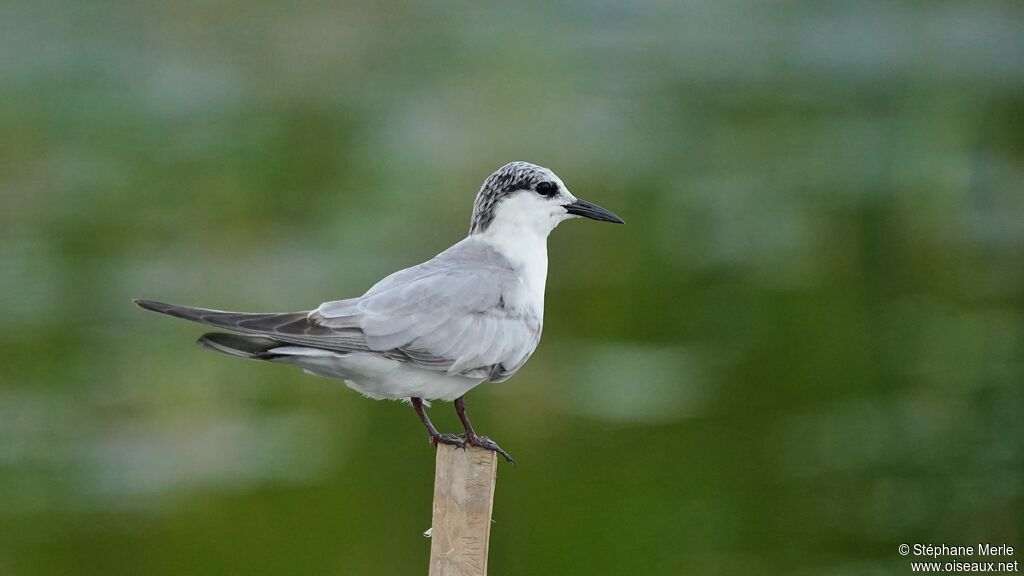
left=137, top=238, right=542, bottom=382
left=312, top=238, right=542, bottom=381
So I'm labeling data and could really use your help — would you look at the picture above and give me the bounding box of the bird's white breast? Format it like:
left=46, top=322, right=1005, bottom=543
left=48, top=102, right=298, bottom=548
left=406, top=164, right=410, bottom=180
left=479, top=224, right=549, bottom=318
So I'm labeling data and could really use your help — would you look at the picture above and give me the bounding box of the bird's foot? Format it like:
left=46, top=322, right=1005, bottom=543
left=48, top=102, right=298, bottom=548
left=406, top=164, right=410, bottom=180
left=430, top=432, right=465, bottom=448
left=464, top=433, right=515, bottom=465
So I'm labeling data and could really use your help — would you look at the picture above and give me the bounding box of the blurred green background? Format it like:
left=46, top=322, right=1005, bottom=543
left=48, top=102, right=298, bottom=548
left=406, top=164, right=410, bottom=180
left=2, top=1, right=1022, bottom=574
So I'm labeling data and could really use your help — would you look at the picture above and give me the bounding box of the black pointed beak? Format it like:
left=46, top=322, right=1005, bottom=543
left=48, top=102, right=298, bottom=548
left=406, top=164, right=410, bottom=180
left=565, top=198, right=624, bottom=224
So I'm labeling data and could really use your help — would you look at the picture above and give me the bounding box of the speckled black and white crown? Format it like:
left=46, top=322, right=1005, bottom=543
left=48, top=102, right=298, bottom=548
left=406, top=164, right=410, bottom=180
left=470, top=161, right=558, bottom=234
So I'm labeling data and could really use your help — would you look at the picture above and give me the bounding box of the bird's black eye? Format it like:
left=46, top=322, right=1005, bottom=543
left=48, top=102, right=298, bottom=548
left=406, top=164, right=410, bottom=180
left=535, top=181, right=557, bottom=196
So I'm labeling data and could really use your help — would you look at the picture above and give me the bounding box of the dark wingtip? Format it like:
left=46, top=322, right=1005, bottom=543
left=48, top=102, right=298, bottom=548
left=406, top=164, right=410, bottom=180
left=133, top=299, right=198, bottom=321
left=133, top=299, right=168, bottom=313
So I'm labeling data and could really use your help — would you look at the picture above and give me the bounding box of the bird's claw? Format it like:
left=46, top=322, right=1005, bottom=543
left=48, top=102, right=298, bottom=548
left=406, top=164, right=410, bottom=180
left=465, top=434, right=515, bottom=465
left=430, top=432, right=465, bottom=448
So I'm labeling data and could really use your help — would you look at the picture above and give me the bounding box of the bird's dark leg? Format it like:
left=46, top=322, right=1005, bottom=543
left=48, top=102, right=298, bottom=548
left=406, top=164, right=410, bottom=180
left=454, top=396, right=514, bottom=464
left=411, top=397, right=463, bottom=448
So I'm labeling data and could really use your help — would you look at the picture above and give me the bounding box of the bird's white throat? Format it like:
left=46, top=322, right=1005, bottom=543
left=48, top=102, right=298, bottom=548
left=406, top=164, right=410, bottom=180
left=480, top=227, right=548, bottom=308
left=471, top=190, right=574, bottom=316
left=476, top=212, right=554, bottom=315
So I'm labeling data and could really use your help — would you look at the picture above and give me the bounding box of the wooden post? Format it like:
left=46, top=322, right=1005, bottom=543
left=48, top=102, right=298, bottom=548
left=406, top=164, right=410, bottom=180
left=427, top=445, right=498, bottom=576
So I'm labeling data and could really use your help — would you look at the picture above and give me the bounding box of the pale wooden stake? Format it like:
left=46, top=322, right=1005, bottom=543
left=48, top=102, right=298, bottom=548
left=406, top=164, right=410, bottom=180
left=427, top=444, right=498, bottom=576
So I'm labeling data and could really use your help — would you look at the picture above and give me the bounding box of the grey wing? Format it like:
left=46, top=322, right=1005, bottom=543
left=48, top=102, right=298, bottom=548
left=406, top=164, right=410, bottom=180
left=133, top=299, right=389, bottom=356
left=312, top=240, right=542, bottom=380
left=136, top=240, right=542, bottom=381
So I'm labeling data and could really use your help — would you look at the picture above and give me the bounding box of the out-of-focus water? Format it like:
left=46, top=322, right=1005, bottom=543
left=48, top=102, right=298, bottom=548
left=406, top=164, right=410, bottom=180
left=1, top=1, right=1022, bottom=574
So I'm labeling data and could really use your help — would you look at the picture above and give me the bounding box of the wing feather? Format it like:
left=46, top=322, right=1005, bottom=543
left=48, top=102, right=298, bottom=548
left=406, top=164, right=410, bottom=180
left=138, top=237, right=543, bottom=381
left=313, top=237, right=542, bottom=379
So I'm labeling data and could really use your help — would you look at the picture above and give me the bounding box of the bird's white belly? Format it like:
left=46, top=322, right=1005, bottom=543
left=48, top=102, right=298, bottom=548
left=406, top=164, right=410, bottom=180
left=269, top=347, right=485, bottom=402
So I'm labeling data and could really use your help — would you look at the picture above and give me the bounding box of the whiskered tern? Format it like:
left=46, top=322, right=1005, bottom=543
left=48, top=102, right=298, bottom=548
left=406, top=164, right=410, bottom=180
left=135, top=161, right=623, bottom=463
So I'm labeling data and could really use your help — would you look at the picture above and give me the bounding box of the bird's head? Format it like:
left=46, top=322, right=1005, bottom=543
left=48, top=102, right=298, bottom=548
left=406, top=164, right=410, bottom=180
left=469, top=161, right=623, bottom=237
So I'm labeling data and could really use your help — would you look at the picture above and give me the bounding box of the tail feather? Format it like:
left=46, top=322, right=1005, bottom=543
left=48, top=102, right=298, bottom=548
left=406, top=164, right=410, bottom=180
left=197, top=332, right=284, bottom=360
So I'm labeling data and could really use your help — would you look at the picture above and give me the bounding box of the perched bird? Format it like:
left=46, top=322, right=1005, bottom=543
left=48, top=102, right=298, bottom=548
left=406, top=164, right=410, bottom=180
left=135, top=161, right=623, bottom=463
